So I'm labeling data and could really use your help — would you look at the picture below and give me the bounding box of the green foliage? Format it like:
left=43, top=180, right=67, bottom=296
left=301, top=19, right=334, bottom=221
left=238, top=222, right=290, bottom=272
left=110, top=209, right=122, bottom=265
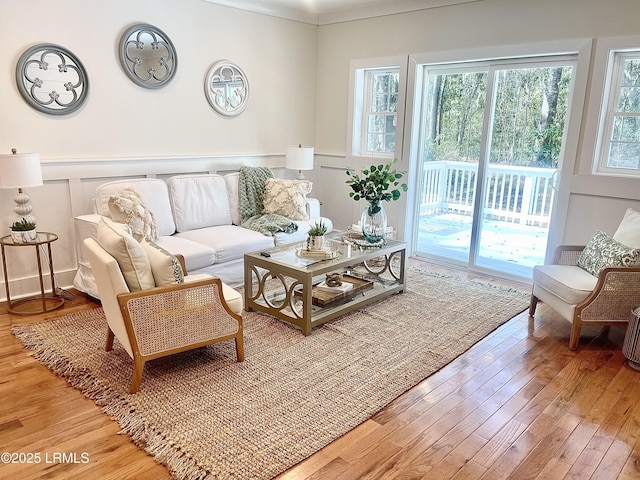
left=11, top=218, right=36, bottom=231
left=424, top=66, right=572, bottom=168
left=307, top=220, right=328, bottom=237
left=345, top=158, right=408, bottom=215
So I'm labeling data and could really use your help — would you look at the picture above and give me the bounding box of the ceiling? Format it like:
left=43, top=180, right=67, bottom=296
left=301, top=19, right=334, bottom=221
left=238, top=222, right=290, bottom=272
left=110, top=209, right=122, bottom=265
left=204, top=0, right=481, bottom=25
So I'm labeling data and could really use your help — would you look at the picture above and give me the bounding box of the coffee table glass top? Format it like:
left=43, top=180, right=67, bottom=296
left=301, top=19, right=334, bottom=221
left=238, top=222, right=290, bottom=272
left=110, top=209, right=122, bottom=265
left=245, top=232, right=404, bottom=271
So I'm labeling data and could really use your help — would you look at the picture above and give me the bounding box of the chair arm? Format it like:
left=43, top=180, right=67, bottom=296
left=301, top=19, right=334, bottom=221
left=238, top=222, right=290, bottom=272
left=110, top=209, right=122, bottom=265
left=577, top=266, right=640, bottom=322
left=551, top=245, right=585, bottom=265
left=116, top=277, right=242, bottom=358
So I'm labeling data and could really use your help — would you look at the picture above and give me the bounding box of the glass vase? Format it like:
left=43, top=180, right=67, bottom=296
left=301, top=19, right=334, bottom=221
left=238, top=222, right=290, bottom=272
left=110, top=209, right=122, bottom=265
left=361, top=202, right=387, bottom=243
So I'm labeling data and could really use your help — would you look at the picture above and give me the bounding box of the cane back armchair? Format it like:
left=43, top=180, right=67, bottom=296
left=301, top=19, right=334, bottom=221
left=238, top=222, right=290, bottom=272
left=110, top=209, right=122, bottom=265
left=85, top=237, right=244, bottom=393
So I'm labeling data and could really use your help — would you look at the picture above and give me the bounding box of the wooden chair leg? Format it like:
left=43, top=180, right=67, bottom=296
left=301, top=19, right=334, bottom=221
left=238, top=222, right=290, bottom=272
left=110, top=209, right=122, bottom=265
left=235, top=332, right=245, bottom=362
left=105, top=327, right=115, bottom=352
left=569, top=319, right=582, bottom=351
left=529, top=294, right=539, bottom=315
left=130, top=355, right=145, bottom=393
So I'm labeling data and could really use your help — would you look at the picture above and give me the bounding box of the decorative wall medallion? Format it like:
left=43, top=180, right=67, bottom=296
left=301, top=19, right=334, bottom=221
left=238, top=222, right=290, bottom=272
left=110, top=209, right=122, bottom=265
left=119, top=23, right=177, bottom=89
left=15, top=43, right=89, bottom=115
left=204, top=60, right=249, bottom=117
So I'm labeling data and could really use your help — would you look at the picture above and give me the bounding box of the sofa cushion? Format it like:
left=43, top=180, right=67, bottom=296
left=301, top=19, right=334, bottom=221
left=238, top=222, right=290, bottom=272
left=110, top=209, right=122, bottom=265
left=184, top=274, right=243, bottom=315
left=224, top=172, right=241, bottom=226
left=108, top=188, right=159, bottom=241
left=175, top=225, right=274, bottom=263
left=141, top=238, right=184, bottom=286
left=153, top=235, right=217, bottom=271
left=96, top=217, right=155, bottom=292
left=167, top=174, right=233, bottom=232
left=263, top=178, right=312, bottom=220
left=577, top=230, right=639, bottom=276
left=532, top=264, right=597, bottom=306
left=96, top=179, right=176, bottom=236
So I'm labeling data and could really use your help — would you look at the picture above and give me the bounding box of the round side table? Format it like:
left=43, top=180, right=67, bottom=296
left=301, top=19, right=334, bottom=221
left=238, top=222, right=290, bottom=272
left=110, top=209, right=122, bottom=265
left=0, top=232, right=65, bottom=315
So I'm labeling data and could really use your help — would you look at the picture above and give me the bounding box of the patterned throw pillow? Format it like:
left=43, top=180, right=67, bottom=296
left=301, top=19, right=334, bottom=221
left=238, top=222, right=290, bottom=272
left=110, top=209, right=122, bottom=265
left=141, top=239, right=184, bottom=286
left=262, top=178, right=312, bottom=220
left=577, top=230, right=639, bottom=276
left=108, top=188, right=159, bottom=241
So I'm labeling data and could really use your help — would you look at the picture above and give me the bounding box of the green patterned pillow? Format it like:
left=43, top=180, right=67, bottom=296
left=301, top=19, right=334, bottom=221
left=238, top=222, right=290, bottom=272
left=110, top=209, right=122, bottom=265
left=577, top=230, right=639, bottom=276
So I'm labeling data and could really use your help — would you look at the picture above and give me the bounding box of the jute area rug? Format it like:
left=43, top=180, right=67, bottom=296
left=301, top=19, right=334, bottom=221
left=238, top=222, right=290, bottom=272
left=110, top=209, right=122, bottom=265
left=12, top=268, right=529, bottom=480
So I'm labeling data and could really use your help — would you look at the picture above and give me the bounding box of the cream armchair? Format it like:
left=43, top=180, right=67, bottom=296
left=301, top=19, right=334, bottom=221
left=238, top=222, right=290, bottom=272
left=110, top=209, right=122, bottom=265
left=84, top=237, right=244, bottom=393
left=529, top=208, right=640, bottom=350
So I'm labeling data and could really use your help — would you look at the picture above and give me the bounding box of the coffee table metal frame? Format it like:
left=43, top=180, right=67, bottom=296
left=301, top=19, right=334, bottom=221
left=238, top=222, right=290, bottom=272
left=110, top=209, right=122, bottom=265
left=244, top=233, right=406, bottom=335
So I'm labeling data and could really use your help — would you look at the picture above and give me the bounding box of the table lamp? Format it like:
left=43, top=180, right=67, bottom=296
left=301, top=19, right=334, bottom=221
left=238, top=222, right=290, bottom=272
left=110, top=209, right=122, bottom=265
left=0, top=148, right=43, bottom=225
left=286, top=144, right=314, bottom=180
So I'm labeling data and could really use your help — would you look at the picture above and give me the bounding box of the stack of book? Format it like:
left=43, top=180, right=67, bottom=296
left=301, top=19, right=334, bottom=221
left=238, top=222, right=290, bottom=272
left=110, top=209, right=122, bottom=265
left=298, top=247, right=335, bottom=259
left=315, top=280, right=353, bottom=293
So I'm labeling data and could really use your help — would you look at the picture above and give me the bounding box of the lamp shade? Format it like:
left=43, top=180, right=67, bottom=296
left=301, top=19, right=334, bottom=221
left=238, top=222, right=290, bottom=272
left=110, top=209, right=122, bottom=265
left=285, top=145, right=314, bottom=171
left=0, top=151, right=42, bottom=189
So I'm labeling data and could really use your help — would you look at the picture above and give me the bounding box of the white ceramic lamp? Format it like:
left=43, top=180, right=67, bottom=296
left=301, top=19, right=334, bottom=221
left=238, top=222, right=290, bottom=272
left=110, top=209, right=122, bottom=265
left=286, top=144, right=314, bottom=180
left=0, top=148, right=43, bottom=225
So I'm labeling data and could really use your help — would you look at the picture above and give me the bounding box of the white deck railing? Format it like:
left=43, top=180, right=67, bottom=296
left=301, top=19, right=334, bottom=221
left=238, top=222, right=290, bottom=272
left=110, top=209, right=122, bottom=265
left=420, top=161, right=556, bottom=227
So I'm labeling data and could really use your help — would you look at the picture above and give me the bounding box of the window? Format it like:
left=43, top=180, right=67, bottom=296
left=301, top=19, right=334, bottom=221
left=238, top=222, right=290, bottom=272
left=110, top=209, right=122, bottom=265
left=596, top=50, right=640, bottom=175
left=362, top=69, right=399, bottom=154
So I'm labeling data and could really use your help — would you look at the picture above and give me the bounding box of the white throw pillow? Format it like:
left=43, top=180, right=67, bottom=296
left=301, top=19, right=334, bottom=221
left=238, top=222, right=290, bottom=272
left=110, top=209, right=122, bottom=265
left=141, top=238, right=184, bottom=286
left=263, top=178, right=312, bottom=220
left=96, top=217, right=155, bottom=292
left=108, top=188, right=159, bottom=241
left=613, top=208, right=640, bottom=248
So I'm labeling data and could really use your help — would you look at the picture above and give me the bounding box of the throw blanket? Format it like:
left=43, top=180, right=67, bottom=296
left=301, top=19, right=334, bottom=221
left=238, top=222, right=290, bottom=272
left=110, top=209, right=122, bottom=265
left=239, top=166, right=298, bottom=236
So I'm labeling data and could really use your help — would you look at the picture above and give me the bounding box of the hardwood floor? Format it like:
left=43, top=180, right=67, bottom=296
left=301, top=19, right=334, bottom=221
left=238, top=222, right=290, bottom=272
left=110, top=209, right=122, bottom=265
left=1, top=260, right=639, bottom=479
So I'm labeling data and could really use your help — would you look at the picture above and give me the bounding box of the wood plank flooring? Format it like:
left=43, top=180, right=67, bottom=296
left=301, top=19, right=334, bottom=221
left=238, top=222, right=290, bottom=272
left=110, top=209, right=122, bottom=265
left=1, top=259, right=639, bottom=479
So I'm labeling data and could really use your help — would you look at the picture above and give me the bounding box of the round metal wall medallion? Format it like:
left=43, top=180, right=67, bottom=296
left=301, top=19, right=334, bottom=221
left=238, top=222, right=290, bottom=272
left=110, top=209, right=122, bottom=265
left=204, top=60, right=249, bottom=117
left=119, top=23, right=178, bottom=89
left=15, top=43, right=89, bottom=115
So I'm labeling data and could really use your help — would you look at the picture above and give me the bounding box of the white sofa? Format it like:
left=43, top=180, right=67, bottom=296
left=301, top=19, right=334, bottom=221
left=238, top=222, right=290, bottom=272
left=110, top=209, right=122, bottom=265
left=73, top=172, right=332, bottom=298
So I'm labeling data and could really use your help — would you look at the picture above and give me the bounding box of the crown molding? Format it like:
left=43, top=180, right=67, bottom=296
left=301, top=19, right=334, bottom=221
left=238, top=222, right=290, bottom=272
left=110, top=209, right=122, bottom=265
left=318, top=0, right=482, bottom=25
left=201, top=0, right=319, bottom=24
left=202, top=0, right=483, bottom=25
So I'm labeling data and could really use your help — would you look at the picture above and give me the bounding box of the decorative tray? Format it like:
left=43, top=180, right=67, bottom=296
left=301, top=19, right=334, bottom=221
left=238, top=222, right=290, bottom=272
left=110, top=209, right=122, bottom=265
left=294, top=274, right=374, bottom=307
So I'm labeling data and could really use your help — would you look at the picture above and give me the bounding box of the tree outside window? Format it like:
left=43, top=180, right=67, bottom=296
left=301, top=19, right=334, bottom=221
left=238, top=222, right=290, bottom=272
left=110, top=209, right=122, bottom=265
left=597, top=51, right=640, bottom=175
left=363, top=69, right=399, bottom=154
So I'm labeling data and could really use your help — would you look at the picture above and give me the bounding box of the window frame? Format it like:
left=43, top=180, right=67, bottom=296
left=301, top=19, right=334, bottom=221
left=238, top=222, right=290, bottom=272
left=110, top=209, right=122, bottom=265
left=361, top=68, right=400, bottom=156
left=594, top=49, right=640, bottom=176
left=347, top=56, right=408, bottom=161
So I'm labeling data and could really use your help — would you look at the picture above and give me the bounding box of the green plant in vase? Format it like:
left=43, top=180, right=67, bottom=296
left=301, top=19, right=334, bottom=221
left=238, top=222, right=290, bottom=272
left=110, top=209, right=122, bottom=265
left=10, top=218, right=37, bottom=243
left=306, top=220, right=328, bottom=250
left=345, top=158, right=407, bottom=243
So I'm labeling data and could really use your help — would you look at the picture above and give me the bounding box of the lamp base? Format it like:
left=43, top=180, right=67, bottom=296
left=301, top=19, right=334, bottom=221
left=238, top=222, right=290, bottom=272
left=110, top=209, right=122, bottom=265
left=296, top=170, right=306, bottom=180
left=13, top=188, right=36, bottom=225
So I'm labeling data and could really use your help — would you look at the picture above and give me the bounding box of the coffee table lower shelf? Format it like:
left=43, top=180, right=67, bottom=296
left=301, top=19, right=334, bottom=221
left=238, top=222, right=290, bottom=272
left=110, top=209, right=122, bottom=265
left=294, top=275, right=374, bottom=307
left=247, top=274, right=404, bottom=335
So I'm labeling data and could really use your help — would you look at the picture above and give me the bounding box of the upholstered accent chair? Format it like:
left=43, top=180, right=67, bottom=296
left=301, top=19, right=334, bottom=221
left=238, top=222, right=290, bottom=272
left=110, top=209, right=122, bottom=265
left=529, top=208, right=640, bottom=350
left=84, top=234, right=244, bottom=393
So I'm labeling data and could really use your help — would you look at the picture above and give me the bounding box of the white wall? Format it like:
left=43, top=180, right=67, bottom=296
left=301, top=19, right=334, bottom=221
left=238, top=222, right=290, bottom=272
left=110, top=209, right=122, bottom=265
left=0, top=0, right=317, bottom=300
left=313, top=0, right=640, bottom=254
left=5, top=0, right=640, bottom=299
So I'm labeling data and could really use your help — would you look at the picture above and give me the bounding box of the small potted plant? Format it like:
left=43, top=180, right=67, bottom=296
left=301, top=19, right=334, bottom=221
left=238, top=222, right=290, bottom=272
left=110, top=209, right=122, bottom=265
left=11, top=218, right=37, bottom=243
left=306, top=220, right=328, bottom=250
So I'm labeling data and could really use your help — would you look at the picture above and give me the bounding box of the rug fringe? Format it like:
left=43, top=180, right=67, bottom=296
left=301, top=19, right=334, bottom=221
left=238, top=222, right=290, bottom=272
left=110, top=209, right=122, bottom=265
left=12, top=323, right=212, bottom=480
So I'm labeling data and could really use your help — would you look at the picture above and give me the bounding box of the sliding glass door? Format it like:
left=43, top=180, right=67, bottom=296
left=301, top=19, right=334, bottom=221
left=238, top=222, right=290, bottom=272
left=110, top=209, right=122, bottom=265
left=413, top=57, right=575, bottom=278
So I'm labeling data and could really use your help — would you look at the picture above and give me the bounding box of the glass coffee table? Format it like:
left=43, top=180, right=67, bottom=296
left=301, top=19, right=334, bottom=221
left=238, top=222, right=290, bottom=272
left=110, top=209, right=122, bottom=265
left=244, top=232, right=406, bottom=335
